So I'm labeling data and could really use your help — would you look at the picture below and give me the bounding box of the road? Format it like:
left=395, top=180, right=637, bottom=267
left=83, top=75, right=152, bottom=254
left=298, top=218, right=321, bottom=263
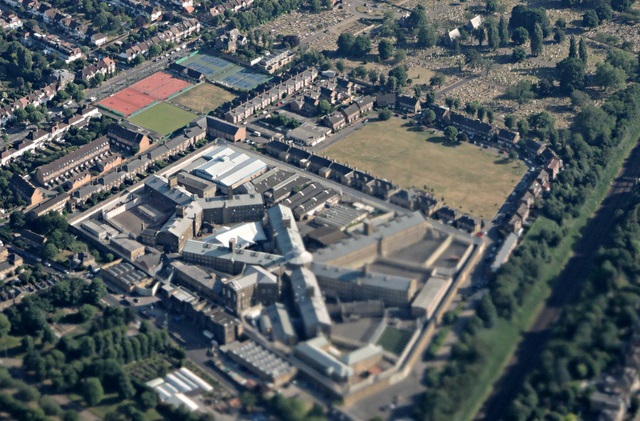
left=475, top=138, right=640, bottom=421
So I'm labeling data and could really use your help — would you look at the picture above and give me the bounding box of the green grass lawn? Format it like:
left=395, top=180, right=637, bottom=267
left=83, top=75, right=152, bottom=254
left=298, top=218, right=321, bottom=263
left=129, top=102, right=197, bottom=136
left=324, top=117, right=526, bottom=219
left=169, top=83, right=236, bottom=114
left=376, top=327, right=413, bottom=355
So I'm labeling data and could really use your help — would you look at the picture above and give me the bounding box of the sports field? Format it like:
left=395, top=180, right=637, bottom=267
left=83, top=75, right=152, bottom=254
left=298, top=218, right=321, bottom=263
left=324, top=118, right=527, bottom=219
left=129, top=103, right=196, bottom=136
left=98, top=72, right=192, bottom=117
left=169, top=83, right=236, bottom=114
left=177, top=53, right=270, bottom=91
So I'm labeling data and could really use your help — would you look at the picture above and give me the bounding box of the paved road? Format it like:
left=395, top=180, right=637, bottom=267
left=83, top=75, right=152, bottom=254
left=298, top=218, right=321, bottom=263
left=475, top=138, right=640, bottom=420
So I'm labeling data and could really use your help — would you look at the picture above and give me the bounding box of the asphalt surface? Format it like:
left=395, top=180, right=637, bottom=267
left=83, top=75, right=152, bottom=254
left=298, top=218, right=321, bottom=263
left=475, top=138, right=640, bottom=421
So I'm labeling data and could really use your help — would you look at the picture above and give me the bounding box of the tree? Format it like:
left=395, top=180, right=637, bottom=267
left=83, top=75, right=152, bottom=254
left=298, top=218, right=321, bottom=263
left=83, top=378, right=104, bottom=406
left=41, top=243, right=59, bottom=261
left=570, top=90, right=590, bottom=108
left=148, top=44, right=162, bottom=57
left=79, top=304, right=97, bottom=322
left=569, top=36, right=578, bottom=59
left=473, top=27, right=486, bottom=46
left=444, top=126, right=458, bottom=142
left=553, top=27, right=566, bottom=44
left=486, top=0, right=498, bottom=13
left=117, top=373, right=136, bottom=399
left=424, top=109, right=437, bottom=125
left=368, top=69, right=379, bottom=84
left=316, top=99, right=331, bottom=116
left=517, top=118, right=529, bottom=136
left=487, top=22, right=500, bottom=51
left=138, top=390, right=158, bottom=410
left=557, top=57, right=585, bottom=94
left=578, top=38, right=588, bottom=64
left=0, top=314, right=10, bottom=338
left=352, top=35, right=372, bottom=57
left=133, top=55, right=145, bottom=66
left=512, top=46, right=526, bottom=62
left=505, top=114, right=517, bottom=129
left=241, top=391, right=258, bottom=411
left=378, top=39, right=393, bottom=61
left=511, top=27, right=529, bottom=46
left=506, top=80, right=535, bottom=104
left=394, top=49, right=407, bottom=63
left=530, top=23, right=543, bottom=57
left=417, top=25, right=437, bottom=48
left=582, top=10, right=599, bottom=28
left=379, top=109, right=393, bottom=121
left=508, top=149, right=518, bottom=161
left=85, top=278, right=107, bottom=306
left=337, top=33, right=359, bottom=57
left=430, top=74, right=446, bottom=88
left=499, top=16, right=509, bottom=47
left=594, top=62, right=626, bottom=91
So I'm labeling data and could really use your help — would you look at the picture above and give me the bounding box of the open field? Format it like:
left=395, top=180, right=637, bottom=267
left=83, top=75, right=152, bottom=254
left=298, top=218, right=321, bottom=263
left=377, top=326, right=413, bottom=355
left=169, top=83, right=236, bottom=114
left=129, top=102, right=196, bottom=136
left=324, top=118, right=526, bottom=219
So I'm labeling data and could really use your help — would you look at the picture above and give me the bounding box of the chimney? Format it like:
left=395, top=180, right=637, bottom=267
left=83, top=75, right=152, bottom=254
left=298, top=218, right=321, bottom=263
left=283, top=217, right=291, bottom=228
left=168, top=177, right=178, bottom=188
left=176, top=206, right=184, bottom=217
left=364, top=221, right=374, bottom=236
left=229, top=238, right=236, bottom=252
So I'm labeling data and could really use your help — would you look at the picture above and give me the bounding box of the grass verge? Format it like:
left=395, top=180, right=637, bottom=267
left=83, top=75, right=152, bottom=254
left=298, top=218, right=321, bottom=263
left=454, top=125, right=640, bottom=421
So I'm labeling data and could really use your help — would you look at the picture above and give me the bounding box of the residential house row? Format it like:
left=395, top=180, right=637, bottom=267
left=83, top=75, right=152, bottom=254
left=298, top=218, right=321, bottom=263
left=110, top=0, right=163, bottom=22
left=118, top=18, right=200, bottom=62
left=263, top=140, right=399, bottom=200
left=78, top=57, right=117, bottom=81
left=0, top=79, right=64, bottom=127
left=1, top=106, right=101, bottom=166
left=223, top=67, right=319, bottom=124
left=208, top=0, right=254, bottom=18
left=26, top=118, right=207, bottom=217
left=0, top=9, right=22, bottom=30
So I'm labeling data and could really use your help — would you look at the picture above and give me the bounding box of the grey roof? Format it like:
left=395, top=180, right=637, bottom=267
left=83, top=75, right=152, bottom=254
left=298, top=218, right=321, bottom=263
left=197, top=193, right=264, bottom=210
left=295, top=336, right=353, bottom=379
left=289, top=266, right=331, bottom=333
left=269, top=303, right=296, bottom=341
left=313, top=204, right=366, bottom=229
left=267, top=204, right=311, bottom=265
left=145, top=175, right=195, bottom=206
left=182, top=240, right=285, bottom=267
left=171, top=260, right=217, bottom=291
left=411, top=276, right=451, bottom=315
left=314, top=212, right=427, bottom=263
left=339, top=344, right=382, bottom=367
left=312, top=263, right=416, bottom=292
left=206, top=116, right=242, bottom=136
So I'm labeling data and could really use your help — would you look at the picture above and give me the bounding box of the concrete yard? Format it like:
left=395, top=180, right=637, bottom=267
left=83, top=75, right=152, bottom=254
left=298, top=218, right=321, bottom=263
left=324, top=117, right=527, bottom=220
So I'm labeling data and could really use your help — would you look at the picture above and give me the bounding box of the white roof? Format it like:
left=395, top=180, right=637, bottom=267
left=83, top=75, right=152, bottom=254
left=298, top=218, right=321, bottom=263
left=203, top=221, right=266, bottom=248
left=192, top=146, right=266, bottom=188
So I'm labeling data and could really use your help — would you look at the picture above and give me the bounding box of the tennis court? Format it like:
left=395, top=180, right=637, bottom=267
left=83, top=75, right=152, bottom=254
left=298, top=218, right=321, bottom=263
left=98, top=71, right=192, bottom=117
left=178, top=53, right=270, bottom=91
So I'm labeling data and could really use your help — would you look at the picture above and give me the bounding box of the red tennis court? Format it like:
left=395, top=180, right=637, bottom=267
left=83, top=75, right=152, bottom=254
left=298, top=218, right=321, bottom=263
left=129, top=72, right=192, bottom=100
left=98, top=72, right=191, bottom=117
